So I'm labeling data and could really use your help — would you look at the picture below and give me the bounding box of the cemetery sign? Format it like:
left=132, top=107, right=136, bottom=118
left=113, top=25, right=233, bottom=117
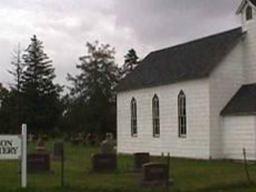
left=0, top=124, right=27, bottom=188
left=0, top=135, right=21, bottom=159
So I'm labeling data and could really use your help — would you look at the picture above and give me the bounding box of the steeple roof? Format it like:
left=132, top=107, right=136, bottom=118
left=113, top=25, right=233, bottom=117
left=237, top=0, right=256, bottom=14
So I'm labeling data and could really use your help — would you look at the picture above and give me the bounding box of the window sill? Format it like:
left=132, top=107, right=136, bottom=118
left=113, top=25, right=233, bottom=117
left=179, top=135, right=187, bottom=139
left=131, top=134, right=138, bottom=137
left=153, top=134, right=160, bottom=138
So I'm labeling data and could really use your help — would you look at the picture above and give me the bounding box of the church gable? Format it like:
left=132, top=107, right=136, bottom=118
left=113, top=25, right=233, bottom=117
left=117, top=28, right=243, bottom=92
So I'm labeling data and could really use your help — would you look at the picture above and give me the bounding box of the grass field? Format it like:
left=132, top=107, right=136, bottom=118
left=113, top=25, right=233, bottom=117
left=0, top=141, right=256, bottom=192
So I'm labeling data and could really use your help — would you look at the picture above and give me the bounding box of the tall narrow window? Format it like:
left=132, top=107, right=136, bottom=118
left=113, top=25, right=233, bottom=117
left=131, top=98, right=137, bottom=136
left=152, top=94, right=160, bottom=137
left=246, top=6, right=253, bottom=21
left=178, top=90, right=187, bottom=137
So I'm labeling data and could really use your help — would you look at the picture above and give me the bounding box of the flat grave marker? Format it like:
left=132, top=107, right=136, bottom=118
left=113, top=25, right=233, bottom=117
left=91, top=153, right=117, bottom=172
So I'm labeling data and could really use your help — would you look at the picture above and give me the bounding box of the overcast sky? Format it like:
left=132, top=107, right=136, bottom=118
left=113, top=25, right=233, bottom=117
left=0, top=0, right=242, bottom=87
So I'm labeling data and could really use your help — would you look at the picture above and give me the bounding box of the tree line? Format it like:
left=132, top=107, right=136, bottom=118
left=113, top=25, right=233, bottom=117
left=0, top=35, right=139, bottom=138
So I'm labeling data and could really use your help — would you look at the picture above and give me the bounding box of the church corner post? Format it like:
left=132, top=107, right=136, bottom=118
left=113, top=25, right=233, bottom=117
left=21, top=124, right=27, bottom=188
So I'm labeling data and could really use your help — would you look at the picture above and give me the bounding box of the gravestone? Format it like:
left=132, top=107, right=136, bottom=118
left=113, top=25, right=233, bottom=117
left=100, top=133, right=115, bottom=154
left=134, top=152, right=150, bottom=171
left=27, top=153, right=50, bottom=173
left=92, top=153, right=117, bottom=172
left=71, top=137, right=80, bottom=145
left=28, top=134, right=34, bottom=143
left=35, top=137, right=46, bottom=152
left=142, top=162, right=169, bottom=187
left=86, top=133, right=97, bottom=146
left=52, top=141, right=64, bottom=161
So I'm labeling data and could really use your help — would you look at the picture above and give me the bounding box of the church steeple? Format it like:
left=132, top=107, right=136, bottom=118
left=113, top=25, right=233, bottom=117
left=237, top=0, right=256, bottom=31
left=237, top=0, right=256, bottom=84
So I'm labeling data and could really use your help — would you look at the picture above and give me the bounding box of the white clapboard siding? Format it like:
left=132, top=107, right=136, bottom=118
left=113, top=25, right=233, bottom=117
left=222, top=116, right=256, bottom=160
left=209, top=40, right=245, bottom=158
left=117, top=79, right=211, bottom=159
left=242, top=5, right=256, bottom=84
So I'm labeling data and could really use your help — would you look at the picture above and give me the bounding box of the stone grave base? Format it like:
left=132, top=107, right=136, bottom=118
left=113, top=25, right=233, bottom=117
left=27, top=153, right=51, bottom=173
left=141, top=162, right=173, bottom=188
left=134, top=152, right=150, bottom=172
left=91, top=153, right=117, bottom=172
left=141, top=179, right=174, bottom=187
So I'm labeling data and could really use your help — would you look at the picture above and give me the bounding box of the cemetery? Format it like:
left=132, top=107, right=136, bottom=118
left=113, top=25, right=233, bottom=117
left=0, top=135, right=256, bottom=192
left=1, top=1, right=256, bottom=192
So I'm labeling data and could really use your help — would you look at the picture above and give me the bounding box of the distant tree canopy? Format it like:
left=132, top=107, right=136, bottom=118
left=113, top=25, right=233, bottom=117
left=0, top=83, right=13, bottom=133
left=65, top=41, right=120, bottom=137
left=0, top=38, right=140, bottom=138
left=121, top=48, right=139, bottom=78
left=0, top=83, right=9, bottom=102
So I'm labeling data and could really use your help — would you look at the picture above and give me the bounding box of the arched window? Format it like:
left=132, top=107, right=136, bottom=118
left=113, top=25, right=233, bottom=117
left=131, top=98, right=137, bottom=136
left=152, top=94, right=160, bottom=137
left=178, top=90, right=186, bottom=137
left=246, top=6, right=253, bottom=21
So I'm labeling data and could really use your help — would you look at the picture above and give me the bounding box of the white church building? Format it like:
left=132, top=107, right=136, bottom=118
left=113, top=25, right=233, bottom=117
left=116, top=0, right=256, bottom=160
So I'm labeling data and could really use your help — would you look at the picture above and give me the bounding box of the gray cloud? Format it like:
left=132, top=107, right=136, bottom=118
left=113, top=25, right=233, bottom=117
left=113, top=0, right=241, bottom=47
left=0, top=0, right=243, bottom=88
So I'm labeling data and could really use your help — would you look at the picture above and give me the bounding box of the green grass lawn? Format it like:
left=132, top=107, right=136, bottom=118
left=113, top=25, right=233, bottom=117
left=0, top=141, right=256, bottom=192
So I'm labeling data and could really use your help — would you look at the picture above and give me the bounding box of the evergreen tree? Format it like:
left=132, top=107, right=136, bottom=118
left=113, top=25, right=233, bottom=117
left=121, top=48, right=139, bottom=78
left=67, top=41, right=120, bottom=136
left=21, top=35, right=62, bottom=134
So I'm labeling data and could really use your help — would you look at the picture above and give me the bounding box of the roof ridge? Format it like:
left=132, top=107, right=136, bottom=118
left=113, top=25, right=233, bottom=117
left=117, top=26, right=244, bottom=92
left=242, top=82, right=256, bottom=87
left=150, top=27, right=242, bottom=55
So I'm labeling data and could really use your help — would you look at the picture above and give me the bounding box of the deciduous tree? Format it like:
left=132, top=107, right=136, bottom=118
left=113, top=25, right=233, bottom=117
left=67, top=41, right=120, bottom=136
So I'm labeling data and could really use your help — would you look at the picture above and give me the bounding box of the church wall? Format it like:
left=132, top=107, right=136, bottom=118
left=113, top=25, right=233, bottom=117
left=222, top=116, right=256, bottom=160
left=209, top=42, right=245, bottom=159
left=241, top=3, right=256, bottom=84
left=117, top=79, right=211, bottom=159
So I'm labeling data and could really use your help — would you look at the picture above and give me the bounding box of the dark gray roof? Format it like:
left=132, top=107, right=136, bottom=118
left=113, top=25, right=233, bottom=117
left=221, top=83, right=256, bottom=116
left=117, top=28, right=243, bottom=92
left=250, top=0, right=256, bottom=6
